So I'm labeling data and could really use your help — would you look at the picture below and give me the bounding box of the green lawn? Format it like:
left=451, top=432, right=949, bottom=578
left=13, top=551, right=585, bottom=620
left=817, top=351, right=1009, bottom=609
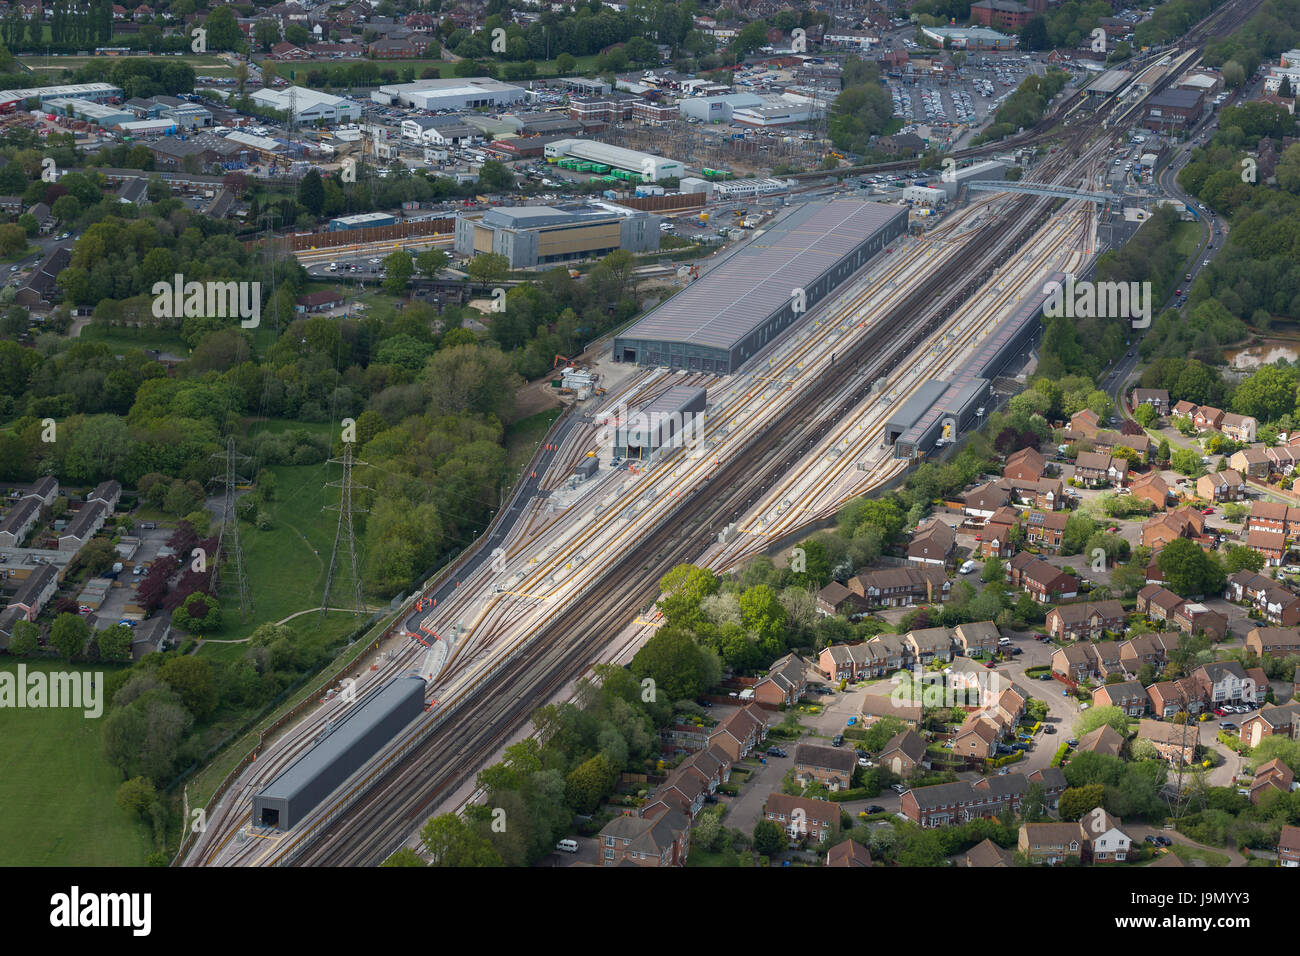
left=1169, top=843, right=1230, bottom=867
left=18, top=52, right=236, bottom=74
left=0, top=661, right=151, bottom=866
left=79, top=323, right=190, bottom=356
left=504, top=407, right=561, bottom=477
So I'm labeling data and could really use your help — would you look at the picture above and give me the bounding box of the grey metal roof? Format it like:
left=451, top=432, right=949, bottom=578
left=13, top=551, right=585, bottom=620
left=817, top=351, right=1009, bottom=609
left=256, top=675, right=425, bottom=805
left=620, top=200, right=903, bottom=352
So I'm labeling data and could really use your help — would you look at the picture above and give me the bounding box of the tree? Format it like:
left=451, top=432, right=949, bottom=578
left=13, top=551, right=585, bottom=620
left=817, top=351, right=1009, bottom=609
left=381, top=847, right=427, bottom=866
left=1073, top=704, right=1130, bottom=739
left=171, top=591, right=222, bottom=635
left=419, top=813, right=501, bottom=866
left=416, top=248, right=449, bottom=278
left=382, top=250, right=414, bottom=295
left=8, top=619, right=39, bottom=656
left=50, top=612, right=89, bottom=661
left=1232, top=365, right=1297, bottom=422
left=466, top=252, right=510, bottom=284
left=158, top=654, right=217, bottom=719
left=298, top=169, right=325, bottom=216
left=204, top=6, right=243, bottom=51
left=1133, top=403, right=1157, bottom=428
left=753, top=818, right=784, bottom=856
left=253, top=17, right=281, bottom=52
left=555, top=52, right=576, bottom=74
left=115, top=776, right=157, bottom=819
left=630, top=626, right=720, bottom=703
left=1157, top=537, right=1225, bottom=598
left=1170, top=447, right=1204, bottom=477
left=1059, top=783, right=1105, bottom=820
left=564, top=753, right=617, bottom=813
left=1222, top=544, right=1265, bottom=574
left=96, top=623, right=133, bottom=662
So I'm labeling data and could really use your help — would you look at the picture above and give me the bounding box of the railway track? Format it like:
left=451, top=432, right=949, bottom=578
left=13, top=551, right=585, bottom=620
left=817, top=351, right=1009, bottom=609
left=286, top=180, right=1070, bottom=866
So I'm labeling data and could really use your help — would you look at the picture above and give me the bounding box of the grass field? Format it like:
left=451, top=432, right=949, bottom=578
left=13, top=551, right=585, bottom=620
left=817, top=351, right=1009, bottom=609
left=0, top=661, right=151, bottom=866
left=1169, top=843, right=1230, bottom=866
left=504, top=407, right=561, bottom=479
left=79, top=323, right=190, bottom=356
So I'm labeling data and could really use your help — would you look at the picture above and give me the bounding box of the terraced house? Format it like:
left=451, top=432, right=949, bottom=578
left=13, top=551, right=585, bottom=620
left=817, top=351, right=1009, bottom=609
left=1246, top=626, right=1300, bottom=659
left=1092, top=679, right=1148, bottom=716
left=1045, top=600, right=1126, bottom=641
left=764, top=792, right=839, bottom=843
left=901, top=774, right=1029, bottom=828
left=752, top=652, right=808, bottom=708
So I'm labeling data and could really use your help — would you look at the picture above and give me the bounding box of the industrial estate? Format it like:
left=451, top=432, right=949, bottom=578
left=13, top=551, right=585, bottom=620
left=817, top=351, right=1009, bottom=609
left=1, top=0, right=1299, bottom=898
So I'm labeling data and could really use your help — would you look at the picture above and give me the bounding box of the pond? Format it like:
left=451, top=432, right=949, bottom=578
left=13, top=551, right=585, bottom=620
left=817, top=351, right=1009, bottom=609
left=1223, top=342, right=1300, bottom=369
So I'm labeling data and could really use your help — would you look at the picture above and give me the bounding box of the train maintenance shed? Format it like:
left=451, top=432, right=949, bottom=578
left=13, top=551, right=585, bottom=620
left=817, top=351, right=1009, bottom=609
left=251, top=675, right=426, bottom=831
left=612, top=199, right=908, bottom=375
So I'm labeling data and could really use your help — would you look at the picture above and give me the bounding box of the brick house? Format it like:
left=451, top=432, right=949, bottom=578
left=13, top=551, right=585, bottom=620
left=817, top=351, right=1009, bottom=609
left=981, top=505, right=1021, bottom=558
left=1240, top=703, right=1300, bottom=748
left=815, top=581, right=869, bottom=618
left=1076, top=724, right=1125, bottom=757
left=1140, top=507, right=1206, bottom=550
left=825, top=839, right=873, bottom=867
left=1005, top=446, right=1046, bottom=482
left=1025, top=510, right=1068, bottom=549
left=1092, top=679, right=1148, bottom=716
left=1279, top=825, right=1300, bottom=866
left=1007, top=554, right=1079, bottom=603
left=598, top=808, right=691, bottom=866
left=1046, top=600, right=1126, bottom=641
left=764, top=791, right=840, bottom=843
left=793, top=743, right=856, bottom=791
left=1130, top=388, right=1169, bottom=415
left=752, top=652, right=807, bottom=708
left=904, top=626, right=954, bottom=663
left=1250, top=758, right=1294, bottom=805
left=1136, top=718, right=1200, bottom=765
left=1052, top=643, right=1100, bottom=682
left=1137, top=583, right=1185, bottom=623
left=1145, top=678, right=1206, bottom=718
left=953, top=620, right=1000, bottom=657
left=1118, top=632, right=1172, bottom=672
left=1193, top=661, right=1259, bottom=706
left=847, top=565, right=951, bottom=608
left=1247, top=500, right=1289, bottom=535
left=952, top=715, right=1000, bottom=759
left=707, top=705, right=767, bottom=761
left=907, top=518, right=955, bottom=566
left=1246, top=626, right=1300, bottom=659
left=1228, top=446, right=1271, bottom=479
left=1220, top=412, right=1257, bottom=443
left=1073, top=451, right=1115, bottom=487
left=1018, top=822, right=1086, bottom=865
left=1128, top=472, right=1171, bottom=510
left=1247, top=529, right=1287, bottom=566
left=879, top=730, right=930, bottom=777
left=1196, top=469, right=1245, bottom=502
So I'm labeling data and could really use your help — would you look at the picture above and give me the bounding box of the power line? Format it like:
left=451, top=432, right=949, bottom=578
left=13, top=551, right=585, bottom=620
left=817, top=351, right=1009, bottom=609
left=321, top=441, right=370, bottom=622
left=211, top=436, right=253, bottom=623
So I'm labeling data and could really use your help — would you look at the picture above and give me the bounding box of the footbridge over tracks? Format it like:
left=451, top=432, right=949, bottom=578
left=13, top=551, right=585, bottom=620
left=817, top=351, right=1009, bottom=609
left=966, top=181, right=1121, bottom=204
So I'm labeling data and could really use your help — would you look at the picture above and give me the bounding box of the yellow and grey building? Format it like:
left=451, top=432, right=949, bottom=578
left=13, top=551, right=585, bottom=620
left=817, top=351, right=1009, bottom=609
left=454, top=203, right=659, bottom=269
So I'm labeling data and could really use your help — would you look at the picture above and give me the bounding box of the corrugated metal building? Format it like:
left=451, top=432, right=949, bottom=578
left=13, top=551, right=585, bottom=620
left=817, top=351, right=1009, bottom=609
left=454, top=203, right=659, bottom=268
left=613, top=199, right=907, bottom=375
left=251, top=675, right=426, bottom=830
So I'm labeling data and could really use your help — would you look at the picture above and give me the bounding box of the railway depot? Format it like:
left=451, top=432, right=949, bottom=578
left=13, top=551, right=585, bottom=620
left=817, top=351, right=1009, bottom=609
left=612, top=199, right=908, bottom=375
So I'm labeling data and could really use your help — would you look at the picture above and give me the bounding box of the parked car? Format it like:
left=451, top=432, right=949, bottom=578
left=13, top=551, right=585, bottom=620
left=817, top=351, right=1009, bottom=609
left=858, top=757, right=874, bottom=768
left=890, top=783, right=906, bottom=793
left=766, top=747, right=787, bottom=758
left=1044, top=724, right=1056, bottom=733
left=1219, top=721, right=1237, bottom=730
left=832, top=734, right=844, bottom=747
left=865, top=805, right=885, bottom=814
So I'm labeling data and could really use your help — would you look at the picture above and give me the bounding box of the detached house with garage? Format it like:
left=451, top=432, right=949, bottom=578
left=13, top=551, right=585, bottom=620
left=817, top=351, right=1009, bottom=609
left=1196, top=469, right=1246, bottom=502
left=907, top=518, right=955, bottom=567
left=1092, top=679, right=1148, bottom=716
left=793, top=743, right=857, bottom=791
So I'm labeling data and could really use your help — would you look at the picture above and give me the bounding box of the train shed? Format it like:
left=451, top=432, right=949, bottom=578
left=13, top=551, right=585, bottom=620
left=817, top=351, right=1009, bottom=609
left=251, top=675, right=426, bottom=831
left=612, top=199, right=908, bottom=375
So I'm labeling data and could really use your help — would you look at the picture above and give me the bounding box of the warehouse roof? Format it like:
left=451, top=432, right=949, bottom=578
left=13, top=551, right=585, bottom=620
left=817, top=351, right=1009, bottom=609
left=256, top=676, right=425, bottom=806
left=619, top=199, right=902, bottom=352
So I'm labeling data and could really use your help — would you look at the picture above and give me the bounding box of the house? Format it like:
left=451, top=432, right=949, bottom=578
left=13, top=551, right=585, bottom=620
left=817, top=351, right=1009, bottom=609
left=1070, top=408, right=1100, bottom=436
left=1073, top=451, right=1116, bottom=487
left=963, top=481, right=1011, bottom=520
left=294, top=290, right=346, bottom=314
left=825, top=839, right=873, bottom=867
left=765, top=792, right=839, bottom=843
left=57, top=500, right=108, bottom=552
left=1193, top=406, right=1224, bottom=431
left=904, top=626, right=954, bottom=663
left=1025, top=510, right=1068, bottom=549
left=598, top=808, right=690, bottom=866
left=1092, top=680, right=1148, bottom=715
left=1196, top=469, right=1245, bottom=502
left=0, top=497, right=40, bottom=548
left=1220, top=412, right=1258, bottom=443
left=1246, top=626, right=1300, bottom=659
left=1027, top=766, right=1068, bottom=808
left=901, top=781, right=982, bottom=827
left=792, top=743, right=856, bottom=791
left=1005, top=446, right=1046, bottom=482
left=643, top=767, right=707, bottom=820
left=1240, top=703, right=1300, bottom=748
left=1250, top=757, right=1294, bottom=805
left=860, top=693, right=922, bottom=727
left=818, top=641, right=880, bottom=682
left=864, top=633, right=910, bottom=673
left=27, top=202, right=55, bottom=234
left=707, top=705, right=767, bottom=760
left=1247, top=500, right=1290, bottom=534
left=907, top=518, right=955, bottom=566
left=752, top=653, right=807, bottom=708
left=1007, top=554, right=1078, bottom=603
left=815, top=581, right=868, bottom=618
left=1018, top=821, right=1086, bottom=865
left=1279, top=825, right=1300, bottom=867
left=1268, top=445, right=1300, bottom=475
left=1130, top=388, right=1169, bottom=415
left=1140, top=507, right=1206, bottom=550
left=1002, top=476, right=1064, bottom=511
left=1093, top=429, right=1150, bottom=458
left=981, top=505, right=1021, bottom=558
left=1128, top=472, right=1171, bottom=510
left=878, top=730, right=929, bottom=777
left=847, top=565, right=950, bottom=608
left=1046, top=600, right=1126, bottom=642
left=88, top=480, right=121, bottom=511
left=1193, top=660, right=1259, bottom=707
left=1228, top=446, right=1271, bottom=479
left=953, top=620, right=1000, bottom=658
left=1146, top=678, right=1205, bottom=718
left=952, top=714, right=1001, bottom=760
left=1252, top=587, right=1300, bottom=627
left=1076, top=723, right=1125, bottom=757
left=963, top=837, right=1015, bottom=867
left=269, top=41, right=310, bottom=59
left=1137, top=583, right=1185, bottom=623
left=1137, top=718, right=1200, bottom=765
left=1052, top=643, right=1100, bottom=682
left=1118, top=632, right=1172, bottom=672
left=1248, top=529, right=1287, bottom=566
left=1225, top=570, right=1275, bottom=605
left=1171, top=602, right=1227, bottom=641
left=2, top=562, right=57, bottom=621
left=1091, top=641, right=1124, bottom=679
left=1088, top=809, right=1133, bottom=862
left=130, top=613, right=172, bottom=661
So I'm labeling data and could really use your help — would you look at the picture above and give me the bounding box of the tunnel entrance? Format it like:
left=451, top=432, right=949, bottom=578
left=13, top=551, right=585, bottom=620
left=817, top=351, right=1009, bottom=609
left=621, top=347, right=637, bottom=363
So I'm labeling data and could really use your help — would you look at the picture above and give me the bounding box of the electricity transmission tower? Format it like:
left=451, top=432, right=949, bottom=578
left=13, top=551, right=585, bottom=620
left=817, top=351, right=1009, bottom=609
left=211, top=436, right=253, bottom=623
left=320, top=442, right=370, bottom=622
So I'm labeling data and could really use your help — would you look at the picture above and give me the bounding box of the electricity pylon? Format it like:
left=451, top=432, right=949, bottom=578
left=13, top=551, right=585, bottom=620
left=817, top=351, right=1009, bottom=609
left=211, top=436, right=253, bottom=623
left=321, top=442, right=369, bottom=622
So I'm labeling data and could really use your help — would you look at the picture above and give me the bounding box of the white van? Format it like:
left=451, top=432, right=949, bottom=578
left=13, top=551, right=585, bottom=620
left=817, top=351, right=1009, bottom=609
left=556, top=839, right=578, bottom=853
left=960, top=559, right=976, bottom=574
left=328, top=262, right=337, bottom=272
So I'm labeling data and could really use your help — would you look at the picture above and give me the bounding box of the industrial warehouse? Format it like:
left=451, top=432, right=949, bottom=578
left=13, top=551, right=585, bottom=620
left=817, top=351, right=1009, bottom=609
left=454, top=202, right=660, bottom=268
left=612, top=199, right=908, bottom=375
left=543, top=138, right=684, bottom=182
left=251, top=676, right=426, bottom=831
